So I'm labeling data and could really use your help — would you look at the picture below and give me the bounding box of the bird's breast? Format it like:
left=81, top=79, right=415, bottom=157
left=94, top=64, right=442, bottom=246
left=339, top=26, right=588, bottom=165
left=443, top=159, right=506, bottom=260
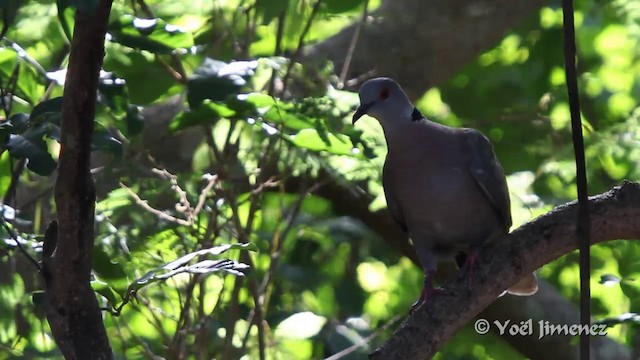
left=384, top=161, right=499, bottom=242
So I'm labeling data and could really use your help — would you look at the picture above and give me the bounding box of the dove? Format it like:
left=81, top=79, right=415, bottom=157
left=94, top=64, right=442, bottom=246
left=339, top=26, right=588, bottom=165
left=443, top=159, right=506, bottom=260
left=352, top=77, right=537, bottom=308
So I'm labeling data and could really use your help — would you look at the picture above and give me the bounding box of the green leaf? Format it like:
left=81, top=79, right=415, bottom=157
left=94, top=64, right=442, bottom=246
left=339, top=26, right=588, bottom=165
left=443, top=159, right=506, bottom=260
left=92, top=245, right=127, bottom=281
left=56, top=0, right=74, bottom=42
left=322, top=0, right=363, bottom=13
left=30, top=97, right=62, bottom=124
left=109, top=15, right=194, bottom=54
left=186, top=58, right=257, bottom=108
left=3, top=113, right=28, bottom=135
left=7, top=130, right=56, bottom=176
left=103, top=45, right=180, bottom=105
left=91, top=279, right=120, bottom=307
left=263, top=106, right=312, bottom=131
left=288, top=128, right=360, bottom=156
left=255, top=0, right=289, bottom=25
left=16, top=63, right=45, bottom=104
left=0, top=46, right=18, bottom=77
left=170, top=100, right=236, bottom=133
left=96, top=187, right=131, bottom=213
left=0, top=151, right=10, bottom=196
left=275, top=312, right=327, bottom=340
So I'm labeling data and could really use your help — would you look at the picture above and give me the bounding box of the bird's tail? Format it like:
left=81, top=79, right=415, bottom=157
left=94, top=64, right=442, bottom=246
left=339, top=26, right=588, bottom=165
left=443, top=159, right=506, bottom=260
left=506, top=272, right=538, bottom=296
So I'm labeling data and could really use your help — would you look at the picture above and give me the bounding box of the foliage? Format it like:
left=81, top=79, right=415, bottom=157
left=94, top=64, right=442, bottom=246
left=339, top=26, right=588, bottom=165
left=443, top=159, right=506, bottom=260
left=0, top=0, right=638, bottom=359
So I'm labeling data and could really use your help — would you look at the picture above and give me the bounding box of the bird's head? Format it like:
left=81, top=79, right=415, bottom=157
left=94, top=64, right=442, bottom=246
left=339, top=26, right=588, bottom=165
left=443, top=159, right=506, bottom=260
left=352, top=77, right=414, bottom=125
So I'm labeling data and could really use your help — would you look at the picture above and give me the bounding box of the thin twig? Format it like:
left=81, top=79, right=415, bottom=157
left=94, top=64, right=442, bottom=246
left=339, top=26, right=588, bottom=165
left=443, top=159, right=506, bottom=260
left=0, top=218, right=41, bottom=271
left=281, top=0, right=323, bottom=95
left=169, top=275, right=199, bottom=357
left=221, top=275, right=243, bottom=360
left=268, top=11, right=287, bottom=96
left=193, top=174, right=218, bottom=217
left=260, top=178, right=328, bottom=311
left=156, top=55, right=186, bottom=84
left=325, top=314, right=404, bottom=360
left=136, top=0, right=155, bottom=17
left=2, top=158, right=26, bottom=206
left=241, top=5, right=257, bottom=58
left=338, top=0, right=369, bottom=89
left=119, top=182, right=192, bottom=226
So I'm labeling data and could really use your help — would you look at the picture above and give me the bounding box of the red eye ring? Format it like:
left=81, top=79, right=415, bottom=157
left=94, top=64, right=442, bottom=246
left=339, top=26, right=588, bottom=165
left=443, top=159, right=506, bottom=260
left=379, top=87, right=389, bottom=100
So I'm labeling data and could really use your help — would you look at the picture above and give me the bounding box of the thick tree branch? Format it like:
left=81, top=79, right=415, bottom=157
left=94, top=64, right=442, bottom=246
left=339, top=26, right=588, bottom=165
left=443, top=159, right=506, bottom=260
left=42, top=1, right=114, bottom=359
left=304, top=0, right=547, bottom=98
left=370, top=181, right=640, bottom=359
left=303, top=172, right=630, bottom=359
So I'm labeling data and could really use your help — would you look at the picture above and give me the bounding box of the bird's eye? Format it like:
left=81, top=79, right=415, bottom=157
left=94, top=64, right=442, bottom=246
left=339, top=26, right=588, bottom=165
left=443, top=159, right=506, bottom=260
left=379, top=87, right=389, bottom=100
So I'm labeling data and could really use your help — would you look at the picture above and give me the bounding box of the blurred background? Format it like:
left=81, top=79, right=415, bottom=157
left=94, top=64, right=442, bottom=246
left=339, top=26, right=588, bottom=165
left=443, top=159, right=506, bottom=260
left=0, top=0, right=639, bottom=358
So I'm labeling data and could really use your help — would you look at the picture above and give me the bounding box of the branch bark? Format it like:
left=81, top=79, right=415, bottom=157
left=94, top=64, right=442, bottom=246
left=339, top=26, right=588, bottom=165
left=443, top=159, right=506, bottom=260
left=42, top=1, right=114, bottom=359
left=303, top=0, right=547, bottom=98
left=369, top=181, right=640, bottom=359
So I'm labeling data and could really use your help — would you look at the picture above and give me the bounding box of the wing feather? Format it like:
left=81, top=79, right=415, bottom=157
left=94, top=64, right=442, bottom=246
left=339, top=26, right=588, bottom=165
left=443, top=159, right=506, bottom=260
left=463, top=129, right=512, bottom=230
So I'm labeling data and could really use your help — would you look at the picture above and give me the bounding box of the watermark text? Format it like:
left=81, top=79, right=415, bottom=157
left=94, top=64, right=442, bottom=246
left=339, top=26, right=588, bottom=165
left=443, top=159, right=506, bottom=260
left=474, top=319, right=608, bottom=339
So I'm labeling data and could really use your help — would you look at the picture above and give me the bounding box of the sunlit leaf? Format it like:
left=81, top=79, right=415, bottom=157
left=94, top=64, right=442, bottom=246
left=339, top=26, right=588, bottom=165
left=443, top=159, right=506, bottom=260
left=92, top=246, right=127, bottom=281
left=275, top=311, right=327, bottom=340
left=0, top=151, right=10, bottom=196
left=91, top=279, right=120, bottom=307
left=56, top=0, right=74, bottom=42
left=288, top=128, right=360, bottom=156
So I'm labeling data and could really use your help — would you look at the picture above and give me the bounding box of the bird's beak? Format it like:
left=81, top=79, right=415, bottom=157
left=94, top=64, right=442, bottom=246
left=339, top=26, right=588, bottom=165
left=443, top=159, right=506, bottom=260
left=352, top=101, right=374, bottom=124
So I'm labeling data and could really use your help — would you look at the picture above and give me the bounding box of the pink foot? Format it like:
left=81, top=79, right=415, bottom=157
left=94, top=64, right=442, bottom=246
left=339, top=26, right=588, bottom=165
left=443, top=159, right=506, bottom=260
left=410, top=271, right=450, bottom=313
left=461, top=249, right=481, bottom=290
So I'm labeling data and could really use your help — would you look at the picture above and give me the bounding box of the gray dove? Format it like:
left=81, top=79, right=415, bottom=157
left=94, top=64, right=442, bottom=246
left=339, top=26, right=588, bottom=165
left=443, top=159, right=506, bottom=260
left=352, top=77, right=537, bottom=308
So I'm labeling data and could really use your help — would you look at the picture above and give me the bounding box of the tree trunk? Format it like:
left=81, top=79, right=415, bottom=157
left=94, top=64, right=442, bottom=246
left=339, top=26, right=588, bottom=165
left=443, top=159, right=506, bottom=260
left=42, top=1, right=114, bottom=359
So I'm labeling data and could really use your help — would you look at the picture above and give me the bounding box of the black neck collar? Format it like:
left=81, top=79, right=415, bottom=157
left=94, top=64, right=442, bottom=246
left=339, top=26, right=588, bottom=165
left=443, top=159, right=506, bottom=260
left=411, top=107, right=424, bottom=121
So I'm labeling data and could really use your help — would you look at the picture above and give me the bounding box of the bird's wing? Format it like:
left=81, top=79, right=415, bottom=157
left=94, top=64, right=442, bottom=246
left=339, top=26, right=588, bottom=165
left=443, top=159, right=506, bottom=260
left=382, top=160, right=408, bottom=233
left=463, top=129, right=512, bottom=230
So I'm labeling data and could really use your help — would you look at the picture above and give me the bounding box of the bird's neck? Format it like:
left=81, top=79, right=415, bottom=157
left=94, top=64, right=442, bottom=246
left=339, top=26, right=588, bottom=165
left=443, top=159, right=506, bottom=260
left=382, top=115, right=431, bottom=156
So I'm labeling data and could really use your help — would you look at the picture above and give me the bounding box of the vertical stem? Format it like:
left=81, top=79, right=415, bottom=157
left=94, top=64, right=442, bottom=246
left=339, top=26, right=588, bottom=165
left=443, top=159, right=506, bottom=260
left=338, top=0, right=369, bottom=88
left=562, top=1, right=591, bottom=359
left=280, top=0, right=323, bottom=95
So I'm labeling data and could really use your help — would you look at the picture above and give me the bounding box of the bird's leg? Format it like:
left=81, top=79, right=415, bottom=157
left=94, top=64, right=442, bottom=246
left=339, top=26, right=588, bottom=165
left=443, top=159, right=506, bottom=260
left=461, top=248, right=481, bottom=289
left=411, top=270, right=441, bottom=313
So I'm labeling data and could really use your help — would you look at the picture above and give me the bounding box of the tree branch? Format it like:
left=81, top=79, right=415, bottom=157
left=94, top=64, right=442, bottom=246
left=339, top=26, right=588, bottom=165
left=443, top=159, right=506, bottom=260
left=303, top=0, right=547, bottom=98
left=42, top=1, right=114, bottom=359
left=370, top=181, right=640, bottom=359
